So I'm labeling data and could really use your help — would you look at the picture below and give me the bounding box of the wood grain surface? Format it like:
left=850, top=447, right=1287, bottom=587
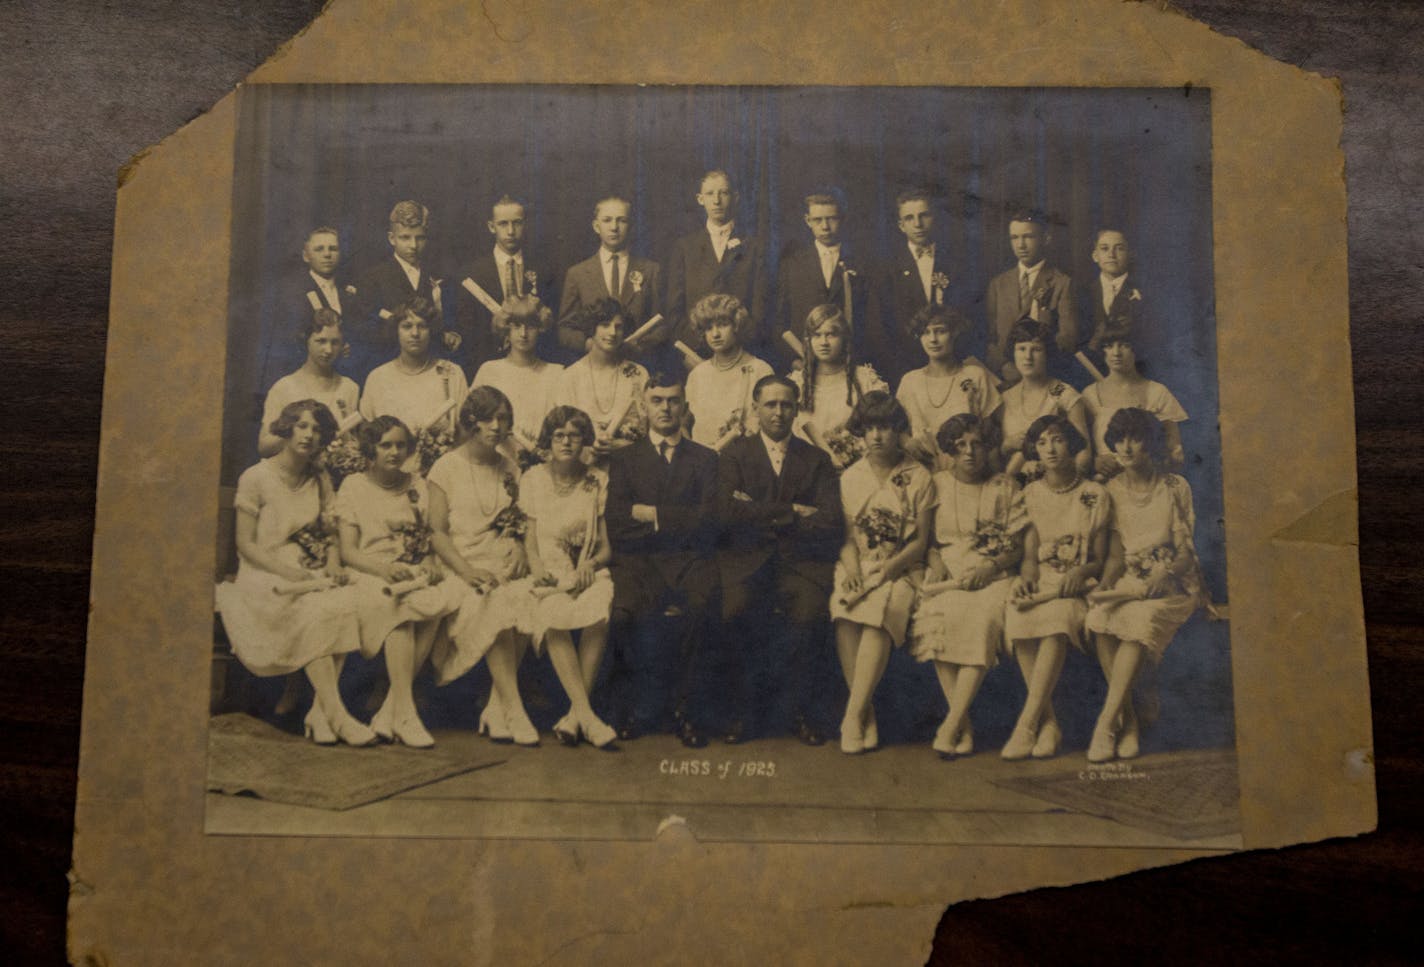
left=2, top=1, right=1419, bottom=962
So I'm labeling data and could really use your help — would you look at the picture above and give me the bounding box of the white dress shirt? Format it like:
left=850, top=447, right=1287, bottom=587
left=910, top=241, right=935, bottom=303
left=309, top=270, right=342, bottom=315
left=815, top=241, right=842, bottom=288
left=600, top=247, right=627, bottom=297
left=1100, top=272, right=1129, bottom=315
left=707, top=220, right=734, bottom=262
left=760, top=431, right=790, bottom=477
left=494, top=247, right=525, bottom=299
left=394, top=253, right=422, bottom=291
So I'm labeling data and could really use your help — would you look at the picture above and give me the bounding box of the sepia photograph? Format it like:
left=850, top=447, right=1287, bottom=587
left=206, top=83, right=1236, bottom=847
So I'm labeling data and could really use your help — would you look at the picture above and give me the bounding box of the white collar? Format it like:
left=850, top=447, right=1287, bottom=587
left=707, top=220, right=734, bottom=239
left=394, top=253, right=421, bottom=275
left=760, top=431, right=790, bottom=453
left=815, top=240, right=841, bottom=258
left=493, top=247, right=522, bottom=266
left=1019, top=260, right=1045, bottom=278
left=908, top=240, right=935, bottom=258
left=309, top=269, right=337, bottom=288
left=1101, top=271, right=1128, bottom=292
left=599, top=247, right=628, bottom=264
left=648, top=428, right=683, bottom=450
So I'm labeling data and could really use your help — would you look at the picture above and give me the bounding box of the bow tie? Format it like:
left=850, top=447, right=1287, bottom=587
left=914, top=245, right=933, bottom=259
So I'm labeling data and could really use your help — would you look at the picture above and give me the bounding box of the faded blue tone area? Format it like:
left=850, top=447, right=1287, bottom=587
left=224, top=85, right=1230, bottom=748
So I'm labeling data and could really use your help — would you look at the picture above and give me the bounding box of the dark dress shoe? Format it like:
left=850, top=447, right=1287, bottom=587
left=722, top=719, right=747, bottom=745
left=794, top=718, right=826, bottom=747
left=679, top=720, right=709, bottom=748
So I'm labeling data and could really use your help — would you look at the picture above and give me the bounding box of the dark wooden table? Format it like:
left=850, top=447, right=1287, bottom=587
left=3, top=1, right=1418, bottom=962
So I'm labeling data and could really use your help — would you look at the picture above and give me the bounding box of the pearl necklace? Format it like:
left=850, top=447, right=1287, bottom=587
left=1047, top=470, right=1081, bottom=495
left=395, top=356, right=434, bottom=377
left=549, top=465, right=586, bottom=497
left=713, top=348, right=746, bottom=372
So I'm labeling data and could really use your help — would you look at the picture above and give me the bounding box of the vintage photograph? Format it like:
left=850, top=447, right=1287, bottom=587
left=205, top=83, right=1235, bottom=847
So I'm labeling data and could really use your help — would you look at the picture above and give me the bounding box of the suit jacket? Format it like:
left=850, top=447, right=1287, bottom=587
left=774, top=243, right=870, bottom=365
left=716, top=434, right=843, bottom=587
left=556, top=251, right=664, bottom=358
left=352, top=255, right=448, bottom=361
left=1083, top=272, right=1144, bottom=349
left=453, top=251, right=559, bottom=368
left=262, top=268, right=360, bottom=388
left=607, top=434, right=719, bottom=559
left=982, top=263, right=1079, bottom=379
left=666, top=227, right=770, bottom=352
left=867, top=242, right=957, bottom=385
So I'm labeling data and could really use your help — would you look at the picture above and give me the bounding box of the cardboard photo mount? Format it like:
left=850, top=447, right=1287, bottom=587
left=72, top=1, right=1374, bottom=962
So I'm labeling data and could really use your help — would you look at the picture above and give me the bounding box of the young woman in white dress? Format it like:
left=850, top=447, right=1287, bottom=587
left=1083, top=407, right=1206, bottom=762
left=471, top=294, right=564, bottom=468
left=359, top=296, right=469, bottom=474
left=788, top=304, right=888, bottom=473
left=427, top=386, right=538, bottom=745
left=214, top=400, right=374, bottom=747
left=555, top=297, right=648, bottom=465
left=258, top=308, right=361, bottom=462
left=1081, top=324, right=1189, bottom=479
left=998, top=318, right=1092, bottom=482
left=335, top=416, right=464, bottom=748
left=910, top=414, right=1026, bottom=758
left=894, top=306, right=1000, bottom=468
left=518, top=406, right=618, bottom=749
left=683, top=293, right=773, bottom=449
left=830, top=392, right=935, bottom=754
left=1003, top=414, right=1111, bottom=760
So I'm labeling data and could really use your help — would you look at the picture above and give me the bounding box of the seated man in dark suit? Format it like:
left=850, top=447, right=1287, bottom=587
left=353, top=200, right=455, bottom=376
left=1083, top=228, right=1146, bottom=353
left=453, top=195, right=561, bottom=370
left=605, top=371, right=721, bottom=746
left=557, top=196, right=667, bottom=371
left=982, top=207, right=1079, bottom=384
left=717, top=374, right=844, bottom=744
left=666, top=170, right=771, bottom=363
left=775, top=190, right=869, bottom=367
left=867, top=188, right=956, bottom=386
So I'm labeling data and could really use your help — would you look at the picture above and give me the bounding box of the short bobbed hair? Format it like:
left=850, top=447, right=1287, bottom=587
left=1102, top=407, right=1169, bottom=465
left=1095, top=322, right=1137, bottom=350
left=537, top=406, right=597, bottom=450
left=936, top=412, right=1001, bottom=457
left=458, top=385, right=514, bottom=434
left=1022, top=414, right=1088, bottom=461
left=908, top=305, right=970, bottom=342
left=752, top=373, right=798, bottom=402
left=498, top=293, right=553, bottom=332
left=269, top=399, right=338, bottom=448
left=300, top=307, right=344, bottom=344
left=689, top=293, right=752, bottom=341
left=382, top=295, right=443, bottom=345
left=846, top=390, right=910, bottom=437
left=357, top=415, right=413, bottom=461
left=567, top=297, right=628, bottom=338
left=1007, top=316, right=1054, bottom=350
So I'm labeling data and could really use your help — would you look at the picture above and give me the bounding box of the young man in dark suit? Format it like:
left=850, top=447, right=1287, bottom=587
left=353, top=200, right=455, bottom=374
left=557, top=196, right=666, bottom=369
left=774, top=190, right=869, bottom=366
left=716, top=374, right=844, bottom=745
left=605, top=371, right=721, bottom=747
left=1083, top=228, right=1145, bottom=351
left=261, top=226, right=361, bottom=390
left=982, top=207, right=1079, bottom=383
left=867, top=188, right=956, bottom=385
left=665, top=170, right=771, bottom=362
left=453, top=195, right=560, bottom=369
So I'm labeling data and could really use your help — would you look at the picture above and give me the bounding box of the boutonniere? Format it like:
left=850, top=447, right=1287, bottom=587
left=628, top=269, right=644, bottom=293
left=620, top=361, right=643, bottom=381
left=524, top=269, right=539, bottom=295
left=501, top=472, right=519, bottom=500
left=1128, top=288, right=1142, bottom=302
left=435, top=360, right=452, bottom=377
left=343, top=284, right=358, bottom=296
left=890, top=468, right=914, bottom=490
left=1079, top=490, right=1098, bottom=510
left=931, top=270, right=950, bottom=306
left=959, top=377, right=975, bottom=394
left=726, top=237, right=741, bottom=251
left=1049, top=382, right=1066, bottom=398
left=1033, top=279, right=1055, bottom=308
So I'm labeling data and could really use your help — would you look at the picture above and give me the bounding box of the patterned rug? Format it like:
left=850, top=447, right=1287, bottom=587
left=207, top=713, right=505, bottom=811
left=992, top=748, right=1241, bottom=841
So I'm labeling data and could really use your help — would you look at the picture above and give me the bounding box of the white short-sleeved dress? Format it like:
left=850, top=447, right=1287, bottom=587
left=1000, top=379, right=1082, bottom=455
left=1084, top=473, right=1205, bottom=659
left=910, top=472, right=1026, bottom=667
left=213, top=461, right=359, bottom=676
left=685, top=354, right=774, bottom=449
left=896, top=363, right=1002, bottom=443
left=829, top=458, right=935, bottom=645
left=359, top=358, right=469, bottom=437
left=516, top=464, right=614, bottom=646
left=1004, top=476, right=1112, bottom=650
left=261, top=370, right=360, bottom=432
left=332, top=473, right=462, bottom=657
left=789, top=364, right=888, bottom=472
left=1080, top=379, right=1189, bottom=457
left=472, top=356, right=564, bottom=458
left=425, top=448, right=531, bottom=684
left=555, top=358, right=649, bottom=452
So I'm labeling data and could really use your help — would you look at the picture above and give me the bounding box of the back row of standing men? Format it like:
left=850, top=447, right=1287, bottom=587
left=281, top=170, right=1147, bottom=388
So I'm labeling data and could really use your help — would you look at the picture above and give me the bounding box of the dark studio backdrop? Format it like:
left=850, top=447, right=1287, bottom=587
left=221, top=83, right=1230, bottom=746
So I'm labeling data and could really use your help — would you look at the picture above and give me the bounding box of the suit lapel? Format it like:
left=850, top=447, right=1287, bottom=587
left=777, top=439, right=812, bottom=502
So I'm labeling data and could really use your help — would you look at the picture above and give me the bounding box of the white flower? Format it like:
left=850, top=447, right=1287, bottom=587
left=343, top=284, right=357, bottom=295
left=1129, top=289, right=1142, bottom=301
left=726, top=237, right=742, bottom=250
left=628, top=269, right=644, bottom=292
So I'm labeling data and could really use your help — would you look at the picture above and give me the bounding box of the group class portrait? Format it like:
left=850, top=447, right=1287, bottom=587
left=213, top=84, right=1232, bottom=811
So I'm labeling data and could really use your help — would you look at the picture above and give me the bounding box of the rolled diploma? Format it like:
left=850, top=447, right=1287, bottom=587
left=383, top=573, right=432, bottom=599
left=624, top=313, right=664, bottom=347
left=838, top=569, right=885, bottom=609
left=336, top=411, right=364, bottom=435
left=272, top=577, right=334, bottom=597
left=598, top=397, right=633, bottom=442
left=461, top=277, right=505, bottom=317
left=306, top=290, right=323, bottom=311
left=418, top=397, right=457, bottom=435
left=674, top=340, right=704, bottom=370
left=782, top=331, right=806, bottom=359
left=842, top=269, right=855, bottom=327
left=1012, top=577, right=1099, bottom=610
left=919, top=577, right=969, bottom=596
left=1085, top=586, right=1144, bottom=606
left=1075, top=351, right=1107, bottom=383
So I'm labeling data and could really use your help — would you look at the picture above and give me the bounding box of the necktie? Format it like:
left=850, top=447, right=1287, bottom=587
left=609, top=253, right=621, bottom=298
left=915, top=245, right=931, bottom=260
left=505, top=258, right=518, bottom=299
left=1019, top=270, right=1031, bottom=312
left=658, top=440, right=672, bottom=463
